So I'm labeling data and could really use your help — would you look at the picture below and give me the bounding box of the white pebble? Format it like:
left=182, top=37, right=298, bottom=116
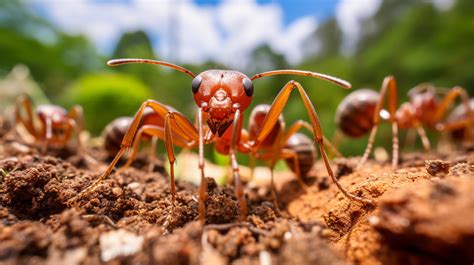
left=100, top=229, right=144, bottom=262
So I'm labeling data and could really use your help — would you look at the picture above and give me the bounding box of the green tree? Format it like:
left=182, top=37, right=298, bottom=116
left=305, top=18, right=342, bottom=60
left=64, top=73, right=153, bottom=135
left=110, top=30, right=159, bottom=86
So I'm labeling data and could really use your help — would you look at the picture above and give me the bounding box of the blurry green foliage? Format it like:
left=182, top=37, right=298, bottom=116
left=63, top=73, right=152, bottom=135
left=0, top=1, right=102, bottom=101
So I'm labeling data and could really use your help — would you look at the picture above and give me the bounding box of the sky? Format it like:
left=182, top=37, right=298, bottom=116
left=28, top=0, right=441, bottom=68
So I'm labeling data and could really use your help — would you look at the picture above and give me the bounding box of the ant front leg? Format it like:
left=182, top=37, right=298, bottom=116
left=358, top=76, right=399, bottom=170
left=14, top=95, right=38, bottom=141
left=251, top=80, right=374, bottom=204
left=229, top=109, right=248, bottom=221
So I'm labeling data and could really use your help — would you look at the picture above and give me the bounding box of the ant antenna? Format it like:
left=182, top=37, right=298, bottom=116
left=251, top=70, right=351, bottom=89
left=107, top=58, right=196, bottom=78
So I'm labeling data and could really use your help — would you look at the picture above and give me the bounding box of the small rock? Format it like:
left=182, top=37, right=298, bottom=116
left=425, top=160, right=450, bottom=176
left=112, top=187, right=123, bottom=197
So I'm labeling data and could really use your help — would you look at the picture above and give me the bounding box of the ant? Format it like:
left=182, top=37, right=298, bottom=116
left=14, top=95, right=86, bottom=153
left=334, top=76, right=473, bottom=170
left=102, top=107, right=185, bottom=172
left=75, top=58, right=374, bottom=223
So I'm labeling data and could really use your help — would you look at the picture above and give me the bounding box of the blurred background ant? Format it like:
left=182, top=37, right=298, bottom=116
left=13, top=94, right=97, bottom=165
left=102, top=107, right=188, bottom=173
left=334, top=76, right=473, bottom=169
left=14, top=94, right=84, bottom=153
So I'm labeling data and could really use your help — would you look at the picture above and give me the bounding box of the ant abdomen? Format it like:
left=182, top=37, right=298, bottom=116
left=284, top=133, right=317, bottom=177
left=248, top=104, right=283, bottom=146
left=102, top=117, right=133, bottom=157
left=335, top=89, right=380, bottom=137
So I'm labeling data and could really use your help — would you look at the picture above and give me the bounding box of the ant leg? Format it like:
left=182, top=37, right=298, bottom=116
left=72, top=100, right=199, bottom=201
left=433, top=87, right=474, bottom=142
left=229, top=109, right=248, bottom=221
left=122, top=125, right=190, bottom=173
left=283, top=120, right=342, bottom=158
left=42, top=117, right=53, bottom=153
left=357, top=76, right=399, bottom=169
left=433, top=86, right=472, bottom=122
left=357, top=125, right=378, bottom=169
left=163, top=114, right=177, bottom=204
left=268, top=166, right=281, bottom=213
left=121, top=126, right=149, bottom=172
left=197, top=108, right=208, bottom=223
left=250, top=80, right=374, bottom=204
left=14, top=95, right=38, bottom=140
left=437, top=118, right=474, bottom=132
left=279, top=149, right=307, bottom=190
left=414, top=123, right=431, bottom=151
left=68, top=105, right=84, bottom=136
left=147, top=136, right=158, bottom=172
left=248, top=153, right=256, bottom=181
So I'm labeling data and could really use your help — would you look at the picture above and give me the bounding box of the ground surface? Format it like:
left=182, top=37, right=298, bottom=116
left=0, top=130, right=473, bottom=265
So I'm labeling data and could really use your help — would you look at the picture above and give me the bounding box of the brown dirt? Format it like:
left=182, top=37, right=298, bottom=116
left=0, top=130, right=473, bottom=265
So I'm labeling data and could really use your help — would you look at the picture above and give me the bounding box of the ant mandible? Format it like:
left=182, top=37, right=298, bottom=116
left=77, top=58, right=374, bottom=222
left=335, top=76, right=473, bottom=170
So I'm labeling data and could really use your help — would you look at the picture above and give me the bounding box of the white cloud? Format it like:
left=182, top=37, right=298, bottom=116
left=431, top=0, right=455, bottom=11
left=272, top=16, right=317, bottom=65
left=336, top=0, right=455, bottom=54
left=336, top=0, right=382, bottom=54
left=31, top=0, right=319, bottom=68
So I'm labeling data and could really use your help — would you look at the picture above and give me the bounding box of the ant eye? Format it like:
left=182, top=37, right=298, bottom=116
left=242, top=78, right=254, bottom=97
left=192, top=75, right=202, bottom=94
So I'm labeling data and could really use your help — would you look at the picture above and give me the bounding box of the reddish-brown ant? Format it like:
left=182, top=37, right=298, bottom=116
left=335, top=76, right=473, bottom=169
left=102, top=108, right=186, bottom=172
left=76, top=58, right=374, bottom=223
left=14, top=95, right=85, bottom=153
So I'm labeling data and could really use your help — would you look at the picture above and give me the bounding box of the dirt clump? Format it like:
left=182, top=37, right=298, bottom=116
left=373, top=176, right=474, bottom=264
left=425, top=159, right=450, bottom=176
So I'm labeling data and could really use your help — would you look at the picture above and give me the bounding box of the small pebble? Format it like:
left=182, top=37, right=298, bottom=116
left=425, top=160, right=450, bottom=176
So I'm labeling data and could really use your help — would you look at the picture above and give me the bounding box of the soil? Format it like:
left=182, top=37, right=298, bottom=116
left=0, top=128, right=473, bottom=265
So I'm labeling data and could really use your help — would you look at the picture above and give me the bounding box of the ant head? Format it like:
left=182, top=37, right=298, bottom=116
left=408, top=83, right=436, bottom=99
left=37, top=105, right=67, bottom=124
left=191, top=70, right=253, bottom=135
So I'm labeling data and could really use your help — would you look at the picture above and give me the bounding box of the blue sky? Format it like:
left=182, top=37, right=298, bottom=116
left=30, top=0, right=384, bottom=67
left=195, top=0, right=338, bottom=25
